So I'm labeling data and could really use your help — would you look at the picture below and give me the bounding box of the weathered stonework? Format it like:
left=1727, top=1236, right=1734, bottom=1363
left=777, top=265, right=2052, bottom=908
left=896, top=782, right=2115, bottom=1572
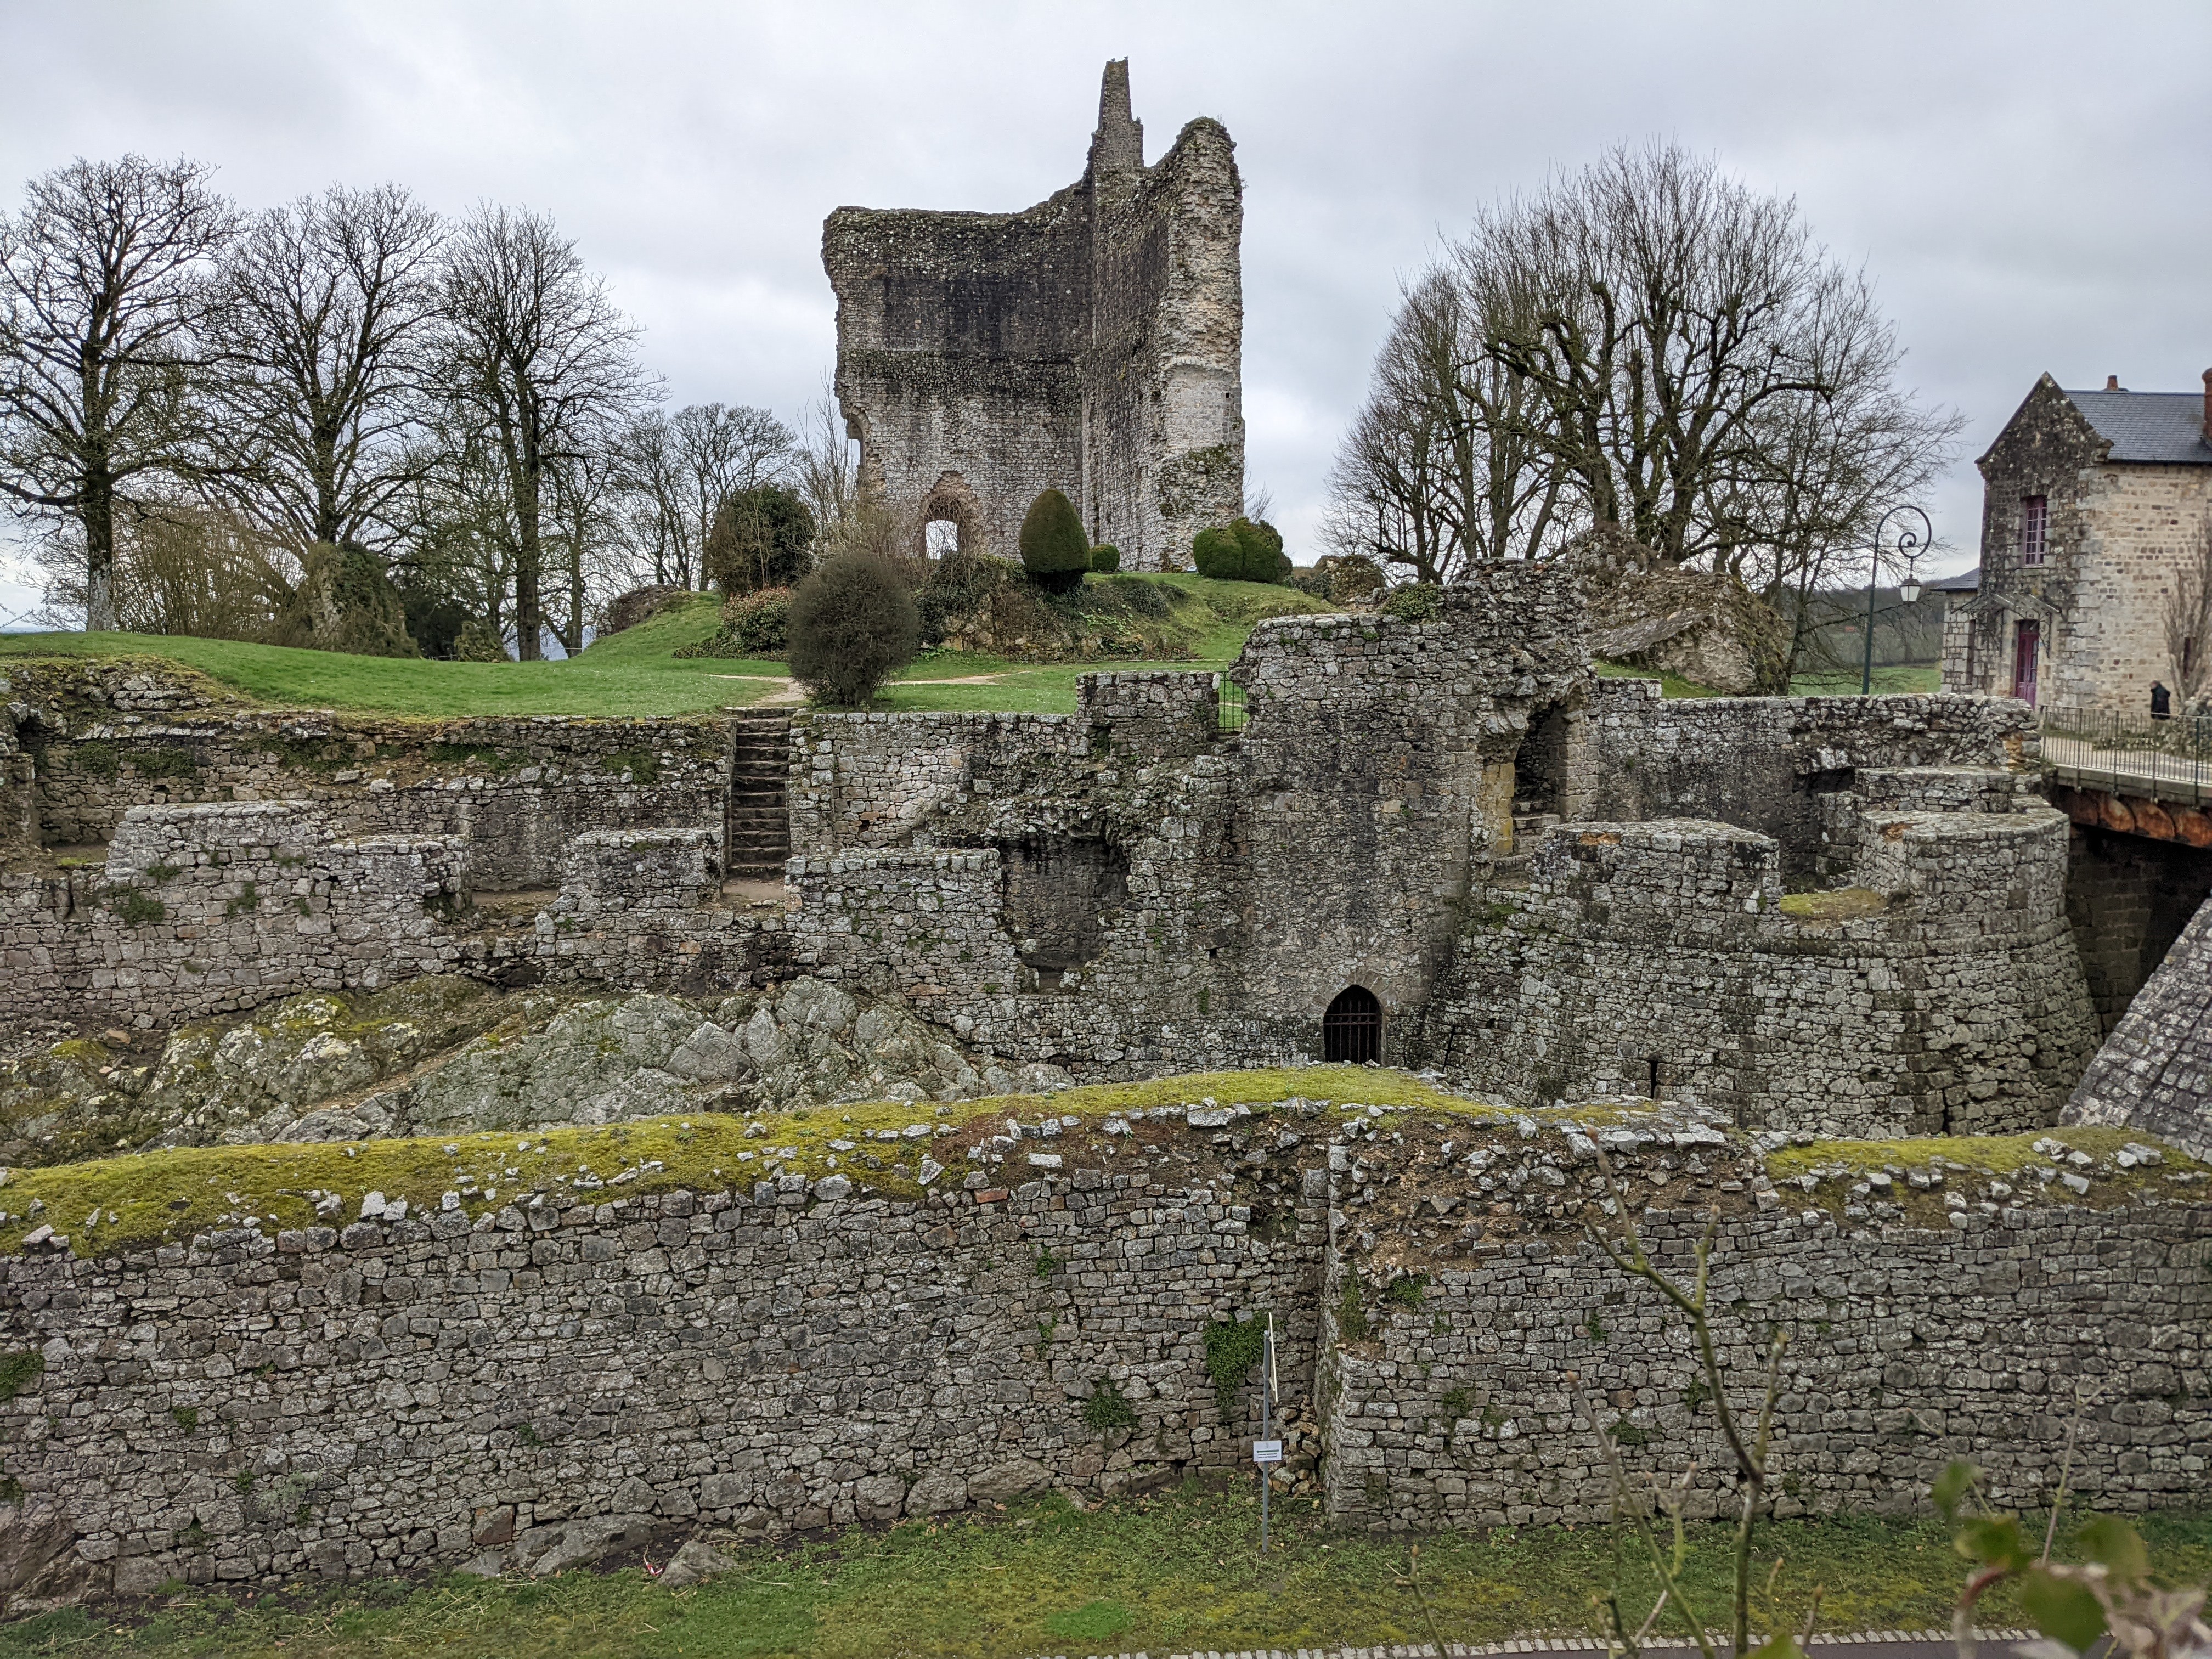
left=1946, top=373, right=2212, bottom=712
left=3, top=1101, right=2202, bottom=1599
left=824, top=61, right=1243, bottom=568
left=2067, top=893, right=2212, bottom=1159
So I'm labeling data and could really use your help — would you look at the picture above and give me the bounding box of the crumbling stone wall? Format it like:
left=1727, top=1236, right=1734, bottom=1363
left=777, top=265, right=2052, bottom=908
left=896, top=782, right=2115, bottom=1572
left=1416, top=810, right=2098, bottom=1134
left=0, top=803, right=468, bottom=1033
left=1574, top=679, right=2042, bottom=881
left=7, top=686, right=726, bottom=890
left=4, top=1105, right=2202, bottom=1598
left=2067, top=895, right=2212, bottom=1159
left=2059, top=824, right=2212, bottom=1031
left=823, top=61, right=1243, bottom=568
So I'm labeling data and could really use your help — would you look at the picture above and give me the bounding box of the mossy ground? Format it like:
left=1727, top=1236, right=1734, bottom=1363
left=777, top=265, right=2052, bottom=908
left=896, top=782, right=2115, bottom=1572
left=3, top=1490, right=2207, bottom=1659
left=0, top=1066, right=1499, bottom=1256
left=1776, top=887, right=1887, bottom=921
left=1763, top=1125, right=2207, bottom=1227
left=9, top=1060, right=2199, bottom=1260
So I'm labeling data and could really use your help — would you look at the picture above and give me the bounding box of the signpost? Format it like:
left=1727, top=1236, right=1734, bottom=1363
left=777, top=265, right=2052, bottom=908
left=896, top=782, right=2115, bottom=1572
left=1252, top=1314, right=1280, bottom=1551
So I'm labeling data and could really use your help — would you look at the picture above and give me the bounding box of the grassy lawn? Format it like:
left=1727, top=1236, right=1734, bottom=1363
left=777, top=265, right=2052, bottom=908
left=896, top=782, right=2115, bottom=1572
left=4, top=1489, right=2204, bottom=1659
left=0, top=577, right=1331, bottom=721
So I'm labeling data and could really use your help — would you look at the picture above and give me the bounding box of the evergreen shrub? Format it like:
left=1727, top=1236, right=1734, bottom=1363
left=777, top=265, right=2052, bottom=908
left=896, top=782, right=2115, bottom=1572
left=1019, top=489, right=1091, bottom=592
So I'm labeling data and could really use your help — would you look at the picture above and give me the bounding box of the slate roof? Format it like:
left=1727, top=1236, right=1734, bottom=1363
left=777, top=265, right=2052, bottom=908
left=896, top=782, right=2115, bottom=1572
left=2062, top=389, right=2212, bottom=465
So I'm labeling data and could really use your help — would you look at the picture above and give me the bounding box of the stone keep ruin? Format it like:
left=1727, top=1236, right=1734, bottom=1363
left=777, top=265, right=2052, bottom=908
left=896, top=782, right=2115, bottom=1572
left=824, top=60, right=1244, bottom=566
left=1, top=567, right=2209, bottom=1602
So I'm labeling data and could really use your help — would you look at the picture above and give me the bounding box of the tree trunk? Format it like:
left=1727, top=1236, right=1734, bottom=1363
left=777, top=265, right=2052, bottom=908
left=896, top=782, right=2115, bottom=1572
left=514, top=450, right=543, bottom=662
left=83, top=468, right=119, bottom=632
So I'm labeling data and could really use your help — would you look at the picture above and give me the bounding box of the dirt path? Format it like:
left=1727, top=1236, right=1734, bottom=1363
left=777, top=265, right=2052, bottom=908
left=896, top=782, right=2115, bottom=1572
left=708, top=670, right=1013, bottom=706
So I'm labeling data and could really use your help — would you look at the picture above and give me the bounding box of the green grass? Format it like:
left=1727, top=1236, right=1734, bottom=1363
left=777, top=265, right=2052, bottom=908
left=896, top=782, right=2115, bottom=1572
left=1594, top=659, right=1729, bottom=699
left=4, top=1490, right=2206, bottom=1659
left=0, top=577, right=1330, bottom=720
left=1789, top=665, right=1942, bottom=697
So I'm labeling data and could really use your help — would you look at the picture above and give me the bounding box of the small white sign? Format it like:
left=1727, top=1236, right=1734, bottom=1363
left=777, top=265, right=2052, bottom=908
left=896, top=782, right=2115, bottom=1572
left=1251, top=1439, right=1284, bottom=1465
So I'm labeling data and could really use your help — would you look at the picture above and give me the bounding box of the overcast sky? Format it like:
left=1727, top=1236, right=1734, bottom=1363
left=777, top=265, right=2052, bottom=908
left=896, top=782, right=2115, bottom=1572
left=4, top=0, right=2208, bottom=623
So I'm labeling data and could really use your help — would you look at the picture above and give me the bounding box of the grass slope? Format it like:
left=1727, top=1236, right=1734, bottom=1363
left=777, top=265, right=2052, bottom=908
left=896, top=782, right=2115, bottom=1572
left=4, top=1491, right=2207, bottom=1659
left=0, top=577, right=1335, bottom=720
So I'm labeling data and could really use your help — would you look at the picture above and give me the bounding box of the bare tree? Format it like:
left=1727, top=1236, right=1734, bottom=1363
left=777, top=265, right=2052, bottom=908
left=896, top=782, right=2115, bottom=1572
left=1328, top=142, right=1957, bottom=624
left=606, top=401, right=792, bottom=591
left=200, top=182, right=443, bottom=557
left=433, top=203, right=653, bottom=658
left=2166, top=514, right=2212, bottom=708
left=1325, top=268, right=1571, bottom=580
left=792, top=383, right=865, bottom=544
left=0, top=155, right=235, bottom=629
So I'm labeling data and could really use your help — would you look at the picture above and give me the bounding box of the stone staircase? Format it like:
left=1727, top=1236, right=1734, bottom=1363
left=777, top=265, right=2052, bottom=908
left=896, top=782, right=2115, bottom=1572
left=1511, top=795, right=1560, bottom=850
left=724, top=712, right=792, bottom=881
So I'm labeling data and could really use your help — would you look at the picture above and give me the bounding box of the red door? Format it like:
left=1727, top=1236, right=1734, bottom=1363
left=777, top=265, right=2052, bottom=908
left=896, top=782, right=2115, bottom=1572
left=2012, top=620, right=2040, bottom=704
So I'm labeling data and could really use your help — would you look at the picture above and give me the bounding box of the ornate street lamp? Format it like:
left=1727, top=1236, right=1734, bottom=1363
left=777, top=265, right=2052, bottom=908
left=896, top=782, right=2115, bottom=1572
left=1861, top=505, right=1932, bottom=695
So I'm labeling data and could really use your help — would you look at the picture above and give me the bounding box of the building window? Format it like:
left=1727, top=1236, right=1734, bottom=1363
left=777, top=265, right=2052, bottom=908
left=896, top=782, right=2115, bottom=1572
left=2019, top=495, right=2048, bottom=565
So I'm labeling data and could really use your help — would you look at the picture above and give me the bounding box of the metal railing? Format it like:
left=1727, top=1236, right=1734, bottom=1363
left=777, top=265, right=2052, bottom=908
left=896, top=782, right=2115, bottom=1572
left=2037, top=703, right=2212, bottom=807
left=1217, top=680, right=1250, bottom=733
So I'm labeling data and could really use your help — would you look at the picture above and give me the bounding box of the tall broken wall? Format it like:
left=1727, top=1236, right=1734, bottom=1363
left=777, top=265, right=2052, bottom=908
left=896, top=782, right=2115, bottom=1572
left=823, top=64, right=1243, bottom=568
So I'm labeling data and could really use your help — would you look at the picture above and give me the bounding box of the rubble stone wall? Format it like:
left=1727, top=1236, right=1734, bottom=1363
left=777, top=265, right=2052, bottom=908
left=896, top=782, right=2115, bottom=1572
left=15, top=706, right=726, bottom=890
left=1417, top=811, right=2100, bottom=1135
left=0, top=803, right=468, bottom=1032
left=2067, top=895, right=2212, bottom=1160
left=2, top=1151, right=1325, bottom=1595
left=1322, top=1196, right=2212, bottom=1530
left=4, top=1113, right=2202, bottom=1597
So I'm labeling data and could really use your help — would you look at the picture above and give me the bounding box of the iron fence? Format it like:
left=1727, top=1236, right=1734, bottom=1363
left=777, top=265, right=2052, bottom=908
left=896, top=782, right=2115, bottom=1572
left=2037, top=703, right=2212, bottom=806
left=1217, top=680, right=1249, bottom=733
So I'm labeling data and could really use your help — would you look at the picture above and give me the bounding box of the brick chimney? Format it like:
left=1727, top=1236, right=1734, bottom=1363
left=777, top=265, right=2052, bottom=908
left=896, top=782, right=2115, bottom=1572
left=2106, top=374, right=2121, bottom=390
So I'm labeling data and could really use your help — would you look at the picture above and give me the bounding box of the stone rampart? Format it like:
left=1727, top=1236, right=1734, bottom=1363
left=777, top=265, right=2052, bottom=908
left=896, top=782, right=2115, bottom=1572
left=12, top=700, right=726, bottom=890
left=1417, top=811, right=2099, bottom=1134
left=3, top=1105, right=2202, bottom=1598
left=1575, top=681, right=2041, bottom=879
left=0, top=803, right=468, bottom=1032
left=1323, top=1197, right=2210, bottom=1530
left=2066, top=896, right=2212, bottom=1159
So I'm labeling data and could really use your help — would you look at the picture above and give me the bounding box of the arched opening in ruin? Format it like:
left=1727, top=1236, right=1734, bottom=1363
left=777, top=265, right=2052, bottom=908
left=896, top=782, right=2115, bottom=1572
left=1323, top=985, right=1383, bottom=1064
left=914, top=472, right=985, bottom=560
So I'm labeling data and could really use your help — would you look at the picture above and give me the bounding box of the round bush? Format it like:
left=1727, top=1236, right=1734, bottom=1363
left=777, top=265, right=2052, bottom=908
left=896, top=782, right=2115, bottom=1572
left=1192, top=517, right=1288, bottom=583
left=1019, top=489, right=1091, bottom=592
left=706, top=484, right=816, bottom=595
left=1089, top=544, right=1121, bottom=573
left=786, top=556, right=920, bottom=707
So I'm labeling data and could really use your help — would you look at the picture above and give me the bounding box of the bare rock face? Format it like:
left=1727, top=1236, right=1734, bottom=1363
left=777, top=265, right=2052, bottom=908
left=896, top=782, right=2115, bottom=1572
left=0, top=977, right=1071, bottom=1164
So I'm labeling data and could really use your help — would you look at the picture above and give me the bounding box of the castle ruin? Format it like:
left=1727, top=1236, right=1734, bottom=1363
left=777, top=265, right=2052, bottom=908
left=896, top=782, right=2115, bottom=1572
left=823, top=61, right=1244, bottom=567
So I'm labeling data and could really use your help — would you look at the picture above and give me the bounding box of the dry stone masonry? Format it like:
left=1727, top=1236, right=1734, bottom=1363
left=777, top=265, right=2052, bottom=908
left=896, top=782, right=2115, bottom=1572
left=5, top=551, right=2210, bottom=1611
left=1, top=1097, right=2203, bottom=1600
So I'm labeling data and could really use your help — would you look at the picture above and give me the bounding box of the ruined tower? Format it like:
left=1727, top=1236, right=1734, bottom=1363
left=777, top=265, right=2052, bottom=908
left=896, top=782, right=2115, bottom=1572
left=822, top=61, right=1245, bottom=570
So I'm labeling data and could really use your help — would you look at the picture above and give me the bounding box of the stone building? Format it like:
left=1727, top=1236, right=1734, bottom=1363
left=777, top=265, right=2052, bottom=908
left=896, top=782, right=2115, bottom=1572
left=822, top=61, right=1244, bottom=568
left=1943, top=370, right=2212, bottom=711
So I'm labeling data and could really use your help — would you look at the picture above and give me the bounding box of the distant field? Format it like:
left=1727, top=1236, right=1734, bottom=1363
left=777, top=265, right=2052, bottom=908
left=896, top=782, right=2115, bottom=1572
left=0, top=589, right=1946, bottom=720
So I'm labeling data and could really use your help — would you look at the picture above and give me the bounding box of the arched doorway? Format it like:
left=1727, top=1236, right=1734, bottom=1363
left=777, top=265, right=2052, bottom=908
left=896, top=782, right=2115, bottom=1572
left=914, top=472, right=985, bottom=560
left=1323, top=985, right=1382, bottom=1063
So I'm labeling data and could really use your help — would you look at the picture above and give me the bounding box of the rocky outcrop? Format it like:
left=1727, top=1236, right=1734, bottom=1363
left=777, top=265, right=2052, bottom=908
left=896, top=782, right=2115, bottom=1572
left=1571, top=524, right=1790, bottom=695
left=0, top=977, right=1072, bottom=1164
